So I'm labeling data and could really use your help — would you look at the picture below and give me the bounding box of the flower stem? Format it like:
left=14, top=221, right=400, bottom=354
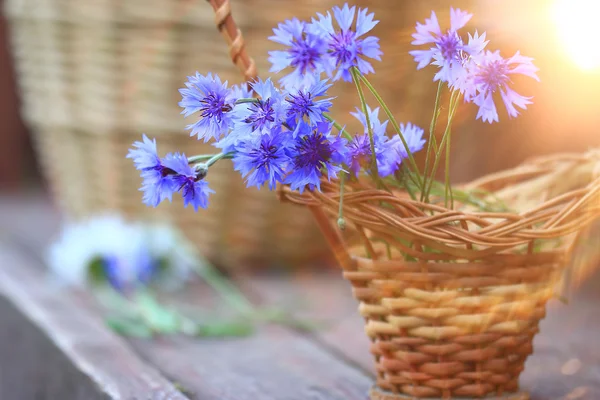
left=187, top=154, right=218, bottom=163
left=235, top=98, right=259, bottom=104
left=422, top=91, right=461, bottom=203
left=445, top=129, right=454, bottom=209
left=206, top=152, right=234, bottom=167
left=323, top=113, right=353, bottom=141
left=190, top=261, right=255, bottom=317
left=350, top=67, right=380, bottom=182
left=421, top=81, right=444, bottom=202
left=356, top=69, right=424, bottom=192
left=337, top=172, right=346, bottom=230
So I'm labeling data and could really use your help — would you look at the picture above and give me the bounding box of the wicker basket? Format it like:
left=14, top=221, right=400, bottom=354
left=279, top=151, right=600, bottom=399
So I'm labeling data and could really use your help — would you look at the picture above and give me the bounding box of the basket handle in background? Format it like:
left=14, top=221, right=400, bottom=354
left=205, top=0, right=356, bottom=271
left=206, top=0, right=258, bottom=82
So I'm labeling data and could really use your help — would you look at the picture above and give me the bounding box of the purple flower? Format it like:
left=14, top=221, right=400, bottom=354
left=162, top=154, right=215, bottom=211
left=465, top=50, right=540, bottom=123
left=179, top=73, right=235, bottom=142
left=410, top=9, right=487, bottom=84
left=236, top=78, right=287, bottom=134
left=347, top=107, right=402, bottom=177
left=127, top=134, right=162, bottom=180
left=269, top=18, right=330, bottom=89
left=233, top=127, right=290, bottom=190
left=286, top=78, right=333, bottom=128
left=285, top=121, right=347, bottom=192
left=313, top=4, right=382, bottom=82
left=128, top=135, right=178, bottom=207
left=395, top=123, right=426, bottom=160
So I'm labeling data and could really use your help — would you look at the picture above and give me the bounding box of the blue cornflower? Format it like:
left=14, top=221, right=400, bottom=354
left=395, top=123, right=426, bottom=160
left=269, top=18, right=329, bottom=89
left=179, top=72, right=235, bottom=142
left=410, top=9, right=488, bottom=85
left=285, top=121, right=348, bottom=192
left=162, top=153, right=215, bottom=211
left=286, top=78, right=332, bottom=128
left=220, top=78, right=287, bottom=152
left=103, top=251, right=156, bottom=293
left=462, top=50, right=539, bottom=123
left=313, top=4, right=382, bottom=82
left=127, top=134, right=162, bottom=181
left=347, top=107, right=402, bottom=177
left=233, top=127, right=290, bottom=190
left=128, top=135, right=178, bottom=207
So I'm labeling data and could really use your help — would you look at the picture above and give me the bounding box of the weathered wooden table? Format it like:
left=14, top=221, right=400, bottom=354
left=1, top=193, right=599, bottom=400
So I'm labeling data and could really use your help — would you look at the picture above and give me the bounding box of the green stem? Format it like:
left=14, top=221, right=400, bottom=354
left=337, top=172, right=346, bottom=230
left=423, top=91, right=461, bottom=202
left=356, top=70, right=424, bottom=191
left=350, top=67, right=380, bottom=182
left=191, top=262, right=255, bottom=317
left=445, top=129, right=453, bottom=209
left=187, top=154, right=218, bottom=163
left=323, top=113, right=353, bottom=141
left=235, top=98, right=259, bottom=104
left=401, top=167, right=417, bottom=201
left=421, top=81, right=444, bottom=202
left=206, top=152, right=234, bottom=167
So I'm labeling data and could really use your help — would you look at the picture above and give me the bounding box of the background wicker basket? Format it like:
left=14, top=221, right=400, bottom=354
left=280, top=151, right=600, bottom=399
left=2, top=0, right=397, bottom=268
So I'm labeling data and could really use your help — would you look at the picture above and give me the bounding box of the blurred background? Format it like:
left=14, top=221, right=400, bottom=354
left=0, top=0, right=599, bottom=268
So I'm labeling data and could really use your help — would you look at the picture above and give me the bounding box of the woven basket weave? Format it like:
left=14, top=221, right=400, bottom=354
left=279, top=151, right=600, bottom=399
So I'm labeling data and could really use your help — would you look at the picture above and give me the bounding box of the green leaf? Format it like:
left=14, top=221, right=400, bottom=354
left=106, top=316, right=153, bottom=338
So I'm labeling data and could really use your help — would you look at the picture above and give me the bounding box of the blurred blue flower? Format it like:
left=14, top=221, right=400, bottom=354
left=286, top=78, right=333, bottom=128
left=233, top=127, right=290, bottom=190
left=285, top=121, right=348, bottom=192
left=268, top=18, right=329, bottom=89
left=179, top=72, right=235, bottom=141
left=464, top=50, right=539, bottom=123
left=313, top=4, right=382, bottom=82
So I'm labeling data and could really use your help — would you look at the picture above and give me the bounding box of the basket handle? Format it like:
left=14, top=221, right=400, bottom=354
left=206, top=0, right=258, bottom=82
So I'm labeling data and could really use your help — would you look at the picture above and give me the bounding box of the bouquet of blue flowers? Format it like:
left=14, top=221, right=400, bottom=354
left=129, top=3, right=600, bottom=399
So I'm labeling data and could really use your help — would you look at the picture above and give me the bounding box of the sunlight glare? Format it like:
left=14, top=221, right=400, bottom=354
left=552, top=0, right=600, bottom=70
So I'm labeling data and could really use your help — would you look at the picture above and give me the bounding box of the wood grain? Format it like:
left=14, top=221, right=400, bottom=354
left=0, top=242, right=189, bottom=400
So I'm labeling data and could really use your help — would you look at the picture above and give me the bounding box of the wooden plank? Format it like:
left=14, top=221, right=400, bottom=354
left=0, top=242, right=189, bottom=400
left=0, top=195, right=374, bottom=400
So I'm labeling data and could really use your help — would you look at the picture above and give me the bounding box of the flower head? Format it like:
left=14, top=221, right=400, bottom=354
left=410, top=9, right=487, bottom=85
left=229, top=78, right=287, bottom=142
left=127, top=134, right=162, bottom=180
left=179, top=73, right=235, bottom=142
left=286, top=78, right=333, bottom=128
left=46, top=215, right=195, bottom=291
left=465, top=50, right=540, bottom=123
left=269, top=18, right=329, bottom=89
left=162, top=154, right=215, bottom=211
left=395, top=123, right=426, bottom=160
left=285, top=121, right=347, bottom=192
left=313, top=4, right=382, bottom=82
left=233, top=127, right=290, bottom=190
left=347, top=107, right=402, bottom=177
left=128, top=136, right=178, bottom=207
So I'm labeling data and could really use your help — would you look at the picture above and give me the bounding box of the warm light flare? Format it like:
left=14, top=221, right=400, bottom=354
left=552, top=0, right=600, bottom=70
